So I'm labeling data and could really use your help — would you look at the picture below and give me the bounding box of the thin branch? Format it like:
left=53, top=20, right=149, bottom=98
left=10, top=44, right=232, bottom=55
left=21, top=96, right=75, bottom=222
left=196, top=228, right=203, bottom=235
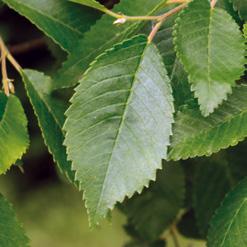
left=9, top=37, right=46, bottom=55
left=211, top=0, right=217, bottom=8
left=148, top=21, right=163, bottom=44
left=170, top=226, right=181, bottom=247
left=148, top=2, right=188, bottom=43
left=106, top=0, right=189, bottom=23
left=0, top=38, right=10, bottom=96
left=6, top=52, right=21, bottom=73
left=166, top=0, right=190, bottom=4
left=0, top=37, right=22, bottom=96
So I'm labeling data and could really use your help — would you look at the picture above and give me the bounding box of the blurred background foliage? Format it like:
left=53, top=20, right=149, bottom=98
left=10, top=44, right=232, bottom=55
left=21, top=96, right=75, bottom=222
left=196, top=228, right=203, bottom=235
left=1, top=0, right=242, bottom=246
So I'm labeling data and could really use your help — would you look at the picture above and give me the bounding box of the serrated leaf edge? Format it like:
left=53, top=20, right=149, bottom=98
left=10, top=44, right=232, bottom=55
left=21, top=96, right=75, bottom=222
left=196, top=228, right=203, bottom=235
left=21, top=70, right=75, bottom=184
left=168, top=91, right=247, bottom=161
left=64, top=35, right=174, bottom=226
left=0, top=95, right=29, bottom=175
left=173, top=1, right=245, bottom=117
left=206, top=177, right=247, bottom=247
left=0, top=194, right=30, bottom=246
left=2, top=0, right=85, bottom=53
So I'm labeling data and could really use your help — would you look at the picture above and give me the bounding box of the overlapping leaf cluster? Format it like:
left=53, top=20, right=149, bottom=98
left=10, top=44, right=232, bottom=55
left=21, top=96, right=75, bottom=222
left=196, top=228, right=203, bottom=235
left=0, top=0, right=246, bottom=245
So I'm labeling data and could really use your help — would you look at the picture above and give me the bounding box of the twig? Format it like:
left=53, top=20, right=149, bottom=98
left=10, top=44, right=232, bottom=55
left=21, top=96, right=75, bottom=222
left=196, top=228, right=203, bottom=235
left=170, top=225, right=181, bottom=247
left=148, top=2, right=188, bottom=43
left=104, top=8, right=157, bottom=21
left=0, top=37, right=22, bottom=96
left=106, top=0, right=189, bottom=23
left=148, top=21, right=163, bottom=44
left=0, top=38, right=10, bottom=96
left=6, top=51, right=21, bottom=72
left=167, top=0, right=190, bottom=4
left=9, top=37, right=46, bottom=55
left=211, top=0, right=217, bottom=8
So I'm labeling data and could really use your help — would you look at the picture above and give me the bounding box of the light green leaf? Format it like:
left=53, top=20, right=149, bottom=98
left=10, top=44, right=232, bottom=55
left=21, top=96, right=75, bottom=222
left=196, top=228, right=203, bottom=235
left=121, top=162, right=185, bottom=241
left=70, top=0, right=108, bottom=13
left=0, top=93, right=29, bottom=174
left=0, top=194, right=29, bottom=246
left=168, top=85, right=247, bottom=160
left=21, top=69, right=75, bottom=183
left=174, top=0, right=245, bottom=116
left=64, top=35, right=174, bottom=225
left=54, top=0, right=167, bottom=89
left=207, top=177, right=247, bottom=247
left=2, top=0, right=100, bottom=52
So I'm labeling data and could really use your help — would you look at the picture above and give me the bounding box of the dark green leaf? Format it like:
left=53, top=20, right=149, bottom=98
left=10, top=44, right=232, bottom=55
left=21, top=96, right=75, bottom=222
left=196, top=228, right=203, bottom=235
left=150, top=13, right=193, bottom=108
left=21, top=69, right=75, bottom=183
left=232, top=0, right=247, bottom=20
left=70, top=0, right=108, bottom=13
left=168, top=85, right=247, bottom=160
left=207, top=177, right=247, bottom=247
left=124, top=239, right=166, bottom=247
left=54, top=0, right=168, bottom=89
left=193, top=155, right=233, bottom=237
left=177, top=210, right=202, bottom=240
left=2, top=0, right=100, bottom=52
left=121, top=162, right=185, bottom=241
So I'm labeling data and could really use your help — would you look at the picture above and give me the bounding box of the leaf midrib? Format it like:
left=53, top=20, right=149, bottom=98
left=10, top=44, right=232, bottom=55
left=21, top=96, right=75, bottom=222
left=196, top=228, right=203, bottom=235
left=219, top=198, right=247, bottom=247
left=94, top=42, right=148, bottom=215
left=207, top=8, right=213, bottom=88
left=58, top=0, right=167, bottom=83
left=171, top=97, right=247, bottom=155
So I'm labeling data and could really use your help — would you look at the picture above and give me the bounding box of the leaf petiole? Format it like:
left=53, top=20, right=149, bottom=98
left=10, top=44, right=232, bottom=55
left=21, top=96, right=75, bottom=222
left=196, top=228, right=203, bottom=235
left=0, top=37, right=21, bottom=96
left=148, top=2, right=189, bottom=43
left=107, top=0, right=190, bottom=24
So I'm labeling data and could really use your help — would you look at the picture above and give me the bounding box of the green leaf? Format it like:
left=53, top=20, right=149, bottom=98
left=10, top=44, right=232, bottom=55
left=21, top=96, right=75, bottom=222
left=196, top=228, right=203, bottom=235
left=21, top=69, right=75, bottom=183
left=168, top=85, right=247, bottom=160
left=121, top=162, right=185, bottom=241
left=0, top=194, right=29, bottom=246
left=70, top=0, right=108, bottom=13
left=152, top=13, right=177, bottom=75
left=193, top=146, right=247, bottom=238
left=54, top=0, right=167, bottom=89
left=0, top=93, right=29, bottom=174
left=232, top=0, right=247, bottom=20
left=64, top=35, right=174, bottom=225
left=226, top=140, right=247, bottom=181
left=177, top=210, right=201, bottom=240
left=193, top=155, right=233, bottom=237
left=2, top=0, right=100, bottom=52
left=174, top=0, right=245, bottom=116
left=125, top=239, right=166, bottom=247
left=244, top=23, right=247, bottom=39
left=207, top=177, right=247, bottom=247
left=169, top=59, right=193, bottom=109
left=145, top=13, right=193, bottom=108
left=217, top=0, right=242, bottom=23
